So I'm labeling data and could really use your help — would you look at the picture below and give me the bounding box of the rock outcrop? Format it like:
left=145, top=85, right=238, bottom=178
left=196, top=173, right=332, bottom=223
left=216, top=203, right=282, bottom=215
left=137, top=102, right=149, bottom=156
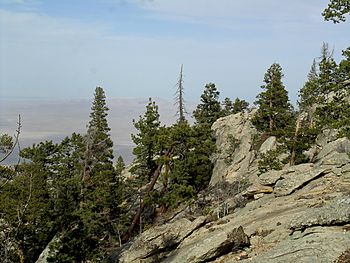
left=117, top=217, right=207, bottom=263
left=115, top=112, right=350, bottom=263
left=210, top=111, right=258, bottom=186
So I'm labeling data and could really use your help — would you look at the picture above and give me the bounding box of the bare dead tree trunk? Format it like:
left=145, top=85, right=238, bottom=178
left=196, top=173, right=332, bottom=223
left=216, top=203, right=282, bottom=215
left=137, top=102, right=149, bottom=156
left=175, top=64, right=186, bottom=123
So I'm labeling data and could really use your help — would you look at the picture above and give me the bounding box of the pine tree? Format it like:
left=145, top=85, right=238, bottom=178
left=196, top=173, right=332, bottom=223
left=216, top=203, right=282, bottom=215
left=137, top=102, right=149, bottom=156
left=222, top=97, right=233, bottom=116
left=318, top=43, right=338, bottom=102
left=222, top=97, right=249, bottom=116
left=193, top=83, right=223, bottom=127
left=252, top=63, right=293, bottom=134
left=115, top=155, right=126, bottom=176
left=50, top=87, right=122, bottom=262
left=299, top=59, right=319, bottom=111
left=315, top=46, right=350, bottom=138
left=51, top=133, right=84, bottom=230
left=232, top=98, right=249, bottom=114
left=131, top=98, right=162, bottom=182
left=189, top=83, right=221, bottom=191
left=0, top=141, right=57, bottom=263
left=323, top=0, right=350, bottom=23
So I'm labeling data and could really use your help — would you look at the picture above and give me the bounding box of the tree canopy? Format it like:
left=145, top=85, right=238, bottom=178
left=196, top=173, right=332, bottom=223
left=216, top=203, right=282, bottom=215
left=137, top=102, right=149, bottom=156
left=323, top=0, right=350, bottom=23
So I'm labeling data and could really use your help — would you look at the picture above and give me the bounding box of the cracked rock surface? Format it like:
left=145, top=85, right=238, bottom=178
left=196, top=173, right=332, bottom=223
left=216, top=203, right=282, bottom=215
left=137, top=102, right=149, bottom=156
left=114, top=113, right=350, bottom=263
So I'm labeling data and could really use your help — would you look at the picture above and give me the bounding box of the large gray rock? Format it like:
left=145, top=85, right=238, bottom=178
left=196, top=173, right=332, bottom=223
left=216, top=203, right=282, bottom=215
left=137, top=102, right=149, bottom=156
left=117, top=216, right=207, bottom=263
left=259, top=170, right=288, bottom=186
left=210, top=111, right=257, bottom=186
left=315, top=129, right=339, bottom=147
left=163, top=226, right=250, bottom=263
left=318, top=152, right=350, bottom=167
left=290, top=197, right=350, bottom=232
left=239, top=226, right=350, bottom=263
left=316, top=137, right=350, bottom=161
left=242, top=184, right=273, bottom=198
left=259, top=164, right=315, bottom=187
left=273, top=167, right=329, bottom=197
left=259, top=136, right=277, bottom=154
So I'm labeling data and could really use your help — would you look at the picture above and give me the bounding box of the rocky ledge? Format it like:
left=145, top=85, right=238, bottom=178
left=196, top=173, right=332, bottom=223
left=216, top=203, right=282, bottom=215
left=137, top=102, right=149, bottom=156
left=114, top=112, right=350, bottom=263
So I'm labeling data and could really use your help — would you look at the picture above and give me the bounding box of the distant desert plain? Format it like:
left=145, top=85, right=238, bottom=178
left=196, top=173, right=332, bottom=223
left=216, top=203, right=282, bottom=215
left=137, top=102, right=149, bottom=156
left=1, top=97, right=195, bottom=164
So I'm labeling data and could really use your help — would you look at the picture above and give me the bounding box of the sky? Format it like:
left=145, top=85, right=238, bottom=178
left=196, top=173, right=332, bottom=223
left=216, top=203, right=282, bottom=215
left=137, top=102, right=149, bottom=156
left=0, top=0, right=349, bottom=104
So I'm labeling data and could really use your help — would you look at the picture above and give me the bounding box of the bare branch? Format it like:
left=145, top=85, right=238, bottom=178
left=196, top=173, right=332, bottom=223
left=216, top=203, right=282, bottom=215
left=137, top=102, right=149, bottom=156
left=0, top=115, right=21, bottom=163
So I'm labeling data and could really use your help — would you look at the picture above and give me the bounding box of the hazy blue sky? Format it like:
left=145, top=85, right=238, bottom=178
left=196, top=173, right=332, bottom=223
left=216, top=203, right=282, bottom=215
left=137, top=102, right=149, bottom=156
left=0, top=0, right=349, bottom=103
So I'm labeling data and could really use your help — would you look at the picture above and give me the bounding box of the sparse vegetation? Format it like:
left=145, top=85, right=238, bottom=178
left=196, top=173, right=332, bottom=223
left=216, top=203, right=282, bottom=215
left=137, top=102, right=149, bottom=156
left=258, top=150, right=283, bottom=175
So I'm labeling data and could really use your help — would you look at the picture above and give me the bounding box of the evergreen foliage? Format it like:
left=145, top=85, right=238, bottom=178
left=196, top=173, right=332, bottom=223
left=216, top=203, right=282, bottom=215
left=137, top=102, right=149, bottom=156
left=47, top=87, right=123, bottom=262
left=0, top=134, right=13, bottom=154
left=232, top=98, right=249, bottom=114
left=131, top=98, right=162, bottom=183
left=258, top=149, right=283, bottom=175
left=252, top=63, right=293, bottom=135
left=115, top=155, right=126, bottom=176
left=193, top=83, right=223, bottom=127
left=314, top=46, right=350, bottom=138
left=0, top=141, right=57, bottom=263
left=222, top=97, right=249, bottom=116
left=299, top=59, right=319, bottom=111
left=323, top=0, right=350, bottom=23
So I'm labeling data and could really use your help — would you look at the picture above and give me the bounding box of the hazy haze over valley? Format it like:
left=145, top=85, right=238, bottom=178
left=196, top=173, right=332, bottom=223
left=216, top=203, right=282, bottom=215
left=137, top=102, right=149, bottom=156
left=0, top=97, right=195, bottom=164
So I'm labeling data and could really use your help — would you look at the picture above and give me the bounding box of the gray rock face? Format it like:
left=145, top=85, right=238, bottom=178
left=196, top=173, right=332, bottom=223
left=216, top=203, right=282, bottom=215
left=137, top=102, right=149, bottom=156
left=163, top=226, right=250, bottom=263
left=115, top=116, right=350, bottom=263
left=273, top=167, right=329, bottom=197
left=259, top=169, right=288, bottom=185
left=210, top=111, right=257, bottom=186
left=241, top=226, right=350, bottom=263
left=259, top=136, right=277, bottom=154
left=259, top=164, right=316, bottom=187
left=290, top=197, right=350, bottom=232
left=315, top=129, right=339, bottom=147
left=242, top=184, right=273, bottom=198
left=316, top=137, right=350, bottom=161
left=117, top=217, right=207, bottom=263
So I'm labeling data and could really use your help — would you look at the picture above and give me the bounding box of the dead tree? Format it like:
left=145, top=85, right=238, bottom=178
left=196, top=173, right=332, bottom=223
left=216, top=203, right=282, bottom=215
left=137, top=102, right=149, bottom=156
left=175, top=64, right=186, bottom=123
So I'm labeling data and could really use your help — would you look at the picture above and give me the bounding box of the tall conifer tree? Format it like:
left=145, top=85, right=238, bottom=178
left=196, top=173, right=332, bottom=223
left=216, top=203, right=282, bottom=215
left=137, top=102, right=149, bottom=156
left=252, top=63, right=293, bottom=134
left=193, top=83, right=223, bottom=127
left=131, top=98, right=161, bottom=182
left=70, top=86, right=121, bottom=261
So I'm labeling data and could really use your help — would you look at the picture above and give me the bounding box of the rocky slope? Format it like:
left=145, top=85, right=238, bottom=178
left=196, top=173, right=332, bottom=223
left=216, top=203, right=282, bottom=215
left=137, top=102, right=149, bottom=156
left=115, top=112, right=350, bottom=263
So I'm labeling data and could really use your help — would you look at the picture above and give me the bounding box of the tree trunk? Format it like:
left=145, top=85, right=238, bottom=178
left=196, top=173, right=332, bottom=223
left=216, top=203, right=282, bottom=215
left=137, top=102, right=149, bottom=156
left=122, top=145, right=175, bottom=243
left=269, top=99, right=273, bottom=132
left=18, top=247, right=24, bottom=263
left=290, top=114, right=302, bottom=166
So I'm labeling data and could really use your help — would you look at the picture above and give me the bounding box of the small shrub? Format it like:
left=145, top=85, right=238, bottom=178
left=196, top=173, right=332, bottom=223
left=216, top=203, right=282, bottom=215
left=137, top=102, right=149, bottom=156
left=225, top=135, right=241, bottom=164
left=258, top=149, right=283, bottom=175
